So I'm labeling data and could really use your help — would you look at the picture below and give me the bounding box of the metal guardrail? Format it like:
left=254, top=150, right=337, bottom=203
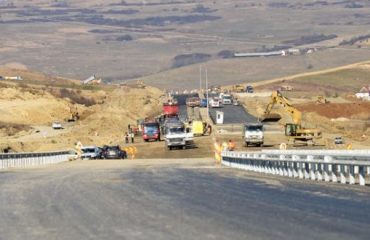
left=0, top=150, right=74, bottom=170
left=222, top=150, right=370, bottom=186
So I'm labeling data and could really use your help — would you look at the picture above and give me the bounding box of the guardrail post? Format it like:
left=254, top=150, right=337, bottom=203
left=331, top=164, right=338, bottom=183
left=359, top=166, right=366, bottom=186
left=310, top=164, right=316, bottom=181
left=349, top=165, right=355, bottom=185
left=292, top=156, right=299, bottom=178
left=340, top=165, right=347, bottom=184
left=323, top=163, right=330, bottom=182
left=298, top=162, right=304, bottom=179
left=316, top=163, right=323, bottom=181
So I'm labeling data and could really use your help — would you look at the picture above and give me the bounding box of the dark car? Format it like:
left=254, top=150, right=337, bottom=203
left=100, top=146, right=127, bottom=159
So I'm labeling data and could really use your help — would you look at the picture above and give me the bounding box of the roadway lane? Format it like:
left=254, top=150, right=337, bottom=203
left=173, top=93, right=199, bottom=121
left=209, top=104, right=258, bottom=124
left=1, top=159, right=370, bottom=240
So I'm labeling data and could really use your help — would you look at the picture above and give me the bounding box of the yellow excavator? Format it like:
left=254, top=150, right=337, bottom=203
left=67, top=105, right=80, bottom=122
left=263, top=91, right=322, bottom=146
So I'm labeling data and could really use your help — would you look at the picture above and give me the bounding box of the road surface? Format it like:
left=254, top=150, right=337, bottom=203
left=0, top=159, right=369, bottom=240
left=209, top=104, right=258, bottom=124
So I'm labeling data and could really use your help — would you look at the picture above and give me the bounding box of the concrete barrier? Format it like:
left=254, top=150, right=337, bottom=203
left=222, top=150, right=370, bottom=186
left=0, top=151, right=74, bottom=170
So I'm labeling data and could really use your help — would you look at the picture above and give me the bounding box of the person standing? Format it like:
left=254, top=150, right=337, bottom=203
left=125, top=132, right=129, bottom=144
left=130, top=132, right=134, bottom=143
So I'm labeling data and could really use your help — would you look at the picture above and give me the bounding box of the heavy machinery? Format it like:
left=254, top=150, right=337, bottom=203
left=231, top=85, right=245, bottom=93
left=263, top=91, right=322, bottom=145
left=316, top=95, right=329, bottom=104
left=67, top=105, right=79, bottom=122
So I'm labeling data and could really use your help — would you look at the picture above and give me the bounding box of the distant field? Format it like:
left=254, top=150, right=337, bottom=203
left=0, top=0, right=370, bottom=87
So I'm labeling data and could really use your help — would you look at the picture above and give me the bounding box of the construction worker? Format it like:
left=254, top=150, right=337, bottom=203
left=75, top=141, right=83, bottom=160
left=222, top=141, right=228, bottom=152
left=124, top=132, right=129, bottom=144
left=207, top=124, right=212, bottom=135
left=213, top=141, right=222, bottom=163
left=228, top=139, right=236, bottom=151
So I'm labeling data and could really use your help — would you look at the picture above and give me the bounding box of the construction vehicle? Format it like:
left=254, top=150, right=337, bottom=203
left=244, top=123, right=264, bottom=147
left=67, top=105, right=79, bottom=122
left=262, top=91, right=322, bottom=146
left=191, top=120, right=206, bottom=136
left=163, top=99, right=179, bottom=117
left=316, top=96, right=329, bottom=104
left=186, top=97, right=201, bottom=107
left=245, top=85, right=254, bottom=93
left=163, top=118, right=194, bottom=150
left=231, top=85, right=245, bottom=93
left=142, top=120, right=161, bottom=142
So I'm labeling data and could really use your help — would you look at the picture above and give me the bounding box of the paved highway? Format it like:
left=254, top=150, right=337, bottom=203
left=0, top=159, right=369, bottom=240
left=209, top=104, right=258, bottom=124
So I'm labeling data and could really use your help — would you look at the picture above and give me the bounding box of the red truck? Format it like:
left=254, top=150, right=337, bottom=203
left=142, top=120, right=161, bottom=142
left=163, top=99, right=179, bottom=117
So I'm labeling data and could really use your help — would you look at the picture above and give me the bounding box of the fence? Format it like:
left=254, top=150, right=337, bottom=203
left=222, top=150, right=370, bottom=186
left=0, top=151, right=74, bottom=170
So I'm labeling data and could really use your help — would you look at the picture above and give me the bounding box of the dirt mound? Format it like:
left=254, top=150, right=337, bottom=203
left=296, top=102, right=370, bottom=119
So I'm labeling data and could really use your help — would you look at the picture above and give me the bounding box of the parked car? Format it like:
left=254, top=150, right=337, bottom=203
left=334, top=137, right=344, bottom=144
left=81, top=146, right=101, bottom=160
left=101, top=146, right=127, bottom=159
left=52, top=121, right=63, bottom=129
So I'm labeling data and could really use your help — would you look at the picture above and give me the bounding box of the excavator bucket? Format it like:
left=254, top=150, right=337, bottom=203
left=261, top=113, right=282, bottom=122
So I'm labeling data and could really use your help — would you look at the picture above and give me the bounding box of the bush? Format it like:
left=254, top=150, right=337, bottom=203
left=58, top=88, right=96, bottom=106
left=172, top=53, right=212, bottom=68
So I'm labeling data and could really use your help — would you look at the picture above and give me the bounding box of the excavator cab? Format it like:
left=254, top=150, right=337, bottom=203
left=285, top=123, right=298, bottom=136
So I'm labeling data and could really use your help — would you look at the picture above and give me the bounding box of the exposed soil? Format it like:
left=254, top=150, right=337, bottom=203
left=296, top=102, right=370, bottom=119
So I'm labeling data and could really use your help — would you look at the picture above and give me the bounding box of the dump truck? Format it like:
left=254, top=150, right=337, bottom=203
left=163, top=99, right=179, bottom=117
left=142, top=120, right=161, bottom=142
left=163, top=118, right=194, bottom=150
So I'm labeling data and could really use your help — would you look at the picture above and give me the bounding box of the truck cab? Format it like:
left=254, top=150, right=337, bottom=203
left=222, top=94, right=232, bottom=105
left=164, top=119, right=194, bottom=150
left=246, top=85, right=254, bottom=93
left=244, top=123, right=264, bottom=147
left=143, top=121, right=161, bottom=141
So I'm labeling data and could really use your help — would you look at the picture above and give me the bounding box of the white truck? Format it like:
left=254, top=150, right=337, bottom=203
left=244, top=123, right=264, bottom=147
left=222, top=94, right=232, bottom=105
left=163, top=119, right=194, bottom=150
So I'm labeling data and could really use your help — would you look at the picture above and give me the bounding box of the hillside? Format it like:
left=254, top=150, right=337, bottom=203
left=0, top=69, right=163, bottom=152
left=1, top=0, right=370, bottom=88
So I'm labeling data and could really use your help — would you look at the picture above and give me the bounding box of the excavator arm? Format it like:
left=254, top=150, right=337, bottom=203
left=263, top=91, right=302, bottom=125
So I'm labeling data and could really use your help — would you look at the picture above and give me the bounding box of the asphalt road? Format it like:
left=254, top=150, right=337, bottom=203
left=1, top=159, right=370, bottom=240
left=209, top=104, right=258, bottom=124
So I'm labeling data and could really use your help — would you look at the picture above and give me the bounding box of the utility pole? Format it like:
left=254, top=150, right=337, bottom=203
left=206, top=68, right=209, bottom=121
left=199, top=65, right=202, bottom=95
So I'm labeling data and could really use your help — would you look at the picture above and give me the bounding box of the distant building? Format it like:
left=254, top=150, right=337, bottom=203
left=234, top=50, right=285, bottom=58
left=288, top=48, right=300, bottom=55
left=355, top=85, right=370, bottom=101
left=82, top=75, right=102, bottom=85
left=4, top=76, right=23, bottom=81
